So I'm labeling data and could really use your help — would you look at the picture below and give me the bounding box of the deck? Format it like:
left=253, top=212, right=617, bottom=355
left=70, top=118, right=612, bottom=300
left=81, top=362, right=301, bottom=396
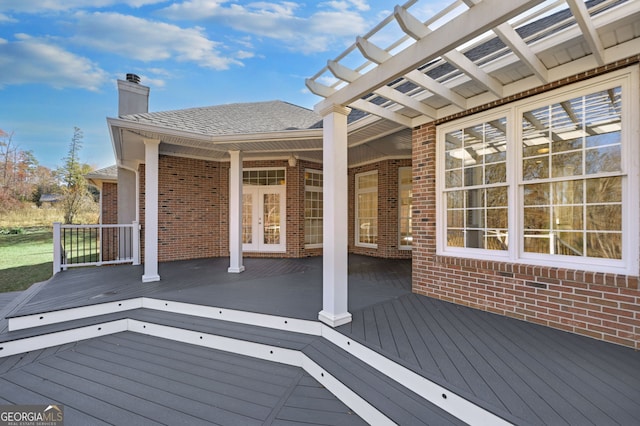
left=1, top=255, right=639, bottom=425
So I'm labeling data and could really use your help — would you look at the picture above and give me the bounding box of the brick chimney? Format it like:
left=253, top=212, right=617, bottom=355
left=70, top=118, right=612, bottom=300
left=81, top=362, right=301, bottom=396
left=117, top=73, right=149, bottom=116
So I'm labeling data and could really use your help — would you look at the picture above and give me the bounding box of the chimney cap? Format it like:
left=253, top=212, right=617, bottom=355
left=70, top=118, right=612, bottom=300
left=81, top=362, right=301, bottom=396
left=126, top=73, right=140, bottom=84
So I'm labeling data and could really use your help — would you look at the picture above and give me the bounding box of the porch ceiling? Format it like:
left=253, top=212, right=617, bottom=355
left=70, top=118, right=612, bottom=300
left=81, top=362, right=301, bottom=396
left=307, top=0, right=640, bottom=126
left=108, top=115, right=411, bottom=167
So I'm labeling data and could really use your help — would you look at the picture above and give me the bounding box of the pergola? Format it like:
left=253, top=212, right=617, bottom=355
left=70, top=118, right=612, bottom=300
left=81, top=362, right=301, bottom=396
left=307, top=0, right=640, bottom=326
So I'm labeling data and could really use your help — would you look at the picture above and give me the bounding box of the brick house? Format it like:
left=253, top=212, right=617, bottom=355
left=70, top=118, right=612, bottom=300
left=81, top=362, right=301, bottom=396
left=104, top=0, right=640, bottom=348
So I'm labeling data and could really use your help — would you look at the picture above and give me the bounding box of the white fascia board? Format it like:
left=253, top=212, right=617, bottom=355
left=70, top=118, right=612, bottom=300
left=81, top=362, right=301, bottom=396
left=106, top=117, right=323, bottom=145
left=314, top=0, right=545, bottom=112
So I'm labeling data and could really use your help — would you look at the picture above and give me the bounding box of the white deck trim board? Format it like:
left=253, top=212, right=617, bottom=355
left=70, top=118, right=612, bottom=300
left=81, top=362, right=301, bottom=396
left=0, top=319, right=128, bottom=358
left=141, top=298, right=322, bottom=336
left=7, top=299, right=143, bottom=331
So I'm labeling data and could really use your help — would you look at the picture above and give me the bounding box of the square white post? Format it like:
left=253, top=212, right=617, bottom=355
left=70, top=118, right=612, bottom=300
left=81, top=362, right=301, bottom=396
left=318, top=105, right=352, bottom=327
left=228, top=150, right=245, bottom=273
left=142, top=138, right=160, bottom=282
left=132, top=220, right=140, bottom=265
left=53, top=222, right=61, bottom=275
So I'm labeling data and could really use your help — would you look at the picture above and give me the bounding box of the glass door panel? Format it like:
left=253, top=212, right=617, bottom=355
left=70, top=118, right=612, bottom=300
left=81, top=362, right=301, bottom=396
left=263, top=193, right=281, bottom=245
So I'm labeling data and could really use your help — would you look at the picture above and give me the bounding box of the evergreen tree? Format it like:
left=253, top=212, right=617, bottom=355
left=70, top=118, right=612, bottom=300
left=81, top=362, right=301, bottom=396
left=59, top=127, right=93, bottom=223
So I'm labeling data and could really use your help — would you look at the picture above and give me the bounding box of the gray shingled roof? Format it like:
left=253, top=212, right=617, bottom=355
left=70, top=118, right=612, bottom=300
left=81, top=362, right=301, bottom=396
left=121, top=100, right=323, bottom=136
left=86, top=165, right=118, bottom=180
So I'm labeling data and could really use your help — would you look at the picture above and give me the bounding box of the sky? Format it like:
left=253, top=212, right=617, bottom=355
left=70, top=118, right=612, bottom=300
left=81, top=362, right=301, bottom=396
left=0, top=0, right=449, bottom=171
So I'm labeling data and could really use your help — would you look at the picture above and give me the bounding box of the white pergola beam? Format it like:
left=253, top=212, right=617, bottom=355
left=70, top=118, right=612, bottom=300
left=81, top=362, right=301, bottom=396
left=327, top=59, right=437, bottom=119
left=375, top=86, right=437, bottom=118
left=394, top=5, right=505, bottom=98
left=493, top=23, right=549, bottom=83
left=566, top=0, right=605, bottom=66
left=327, top=60, right=361, bottom=83
left=356, top=36, right=467, bottom=109
left=306, top=79, right=335, bottom=97
left=351, top=99, right=413, bottom=128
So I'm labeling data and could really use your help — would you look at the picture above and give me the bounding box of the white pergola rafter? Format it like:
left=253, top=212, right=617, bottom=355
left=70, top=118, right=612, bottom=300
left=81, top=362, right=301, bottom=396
left=355, top=36, right=468, bottom=109
left=566, top=0, right=606, bottom=66
left=307, top=0, right=640, bottom=129
left=327, top=60, right=437, bottom=120
left=462, top=0, right=549, bottom=83
left=394, top=5, right=505, bottom=98
left=313, top=0, right=544, bottom=116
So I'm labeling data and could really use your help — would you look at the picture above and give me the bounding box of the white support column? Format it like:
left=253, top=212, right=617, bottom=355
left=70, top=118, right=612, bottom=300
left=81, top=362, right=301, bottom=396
left=228, top=150, right=245, bottom=273
left=142, top=138, right=160, bottom=282
left=53, top=222, right=61, bottom=275
left=318, top=105, right=352, bottom=327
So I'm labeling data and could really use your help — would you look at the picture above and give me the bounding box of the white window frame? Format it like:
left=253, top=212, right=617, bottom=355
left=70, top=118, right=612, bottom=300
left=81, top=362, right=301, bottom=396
left=304, top=169, right=323, bottom=249
left=399, top=167, right=412, bottom=250
left=436, top=67, right=639, bottom=275
left=355, top=170, right=378, bottom=248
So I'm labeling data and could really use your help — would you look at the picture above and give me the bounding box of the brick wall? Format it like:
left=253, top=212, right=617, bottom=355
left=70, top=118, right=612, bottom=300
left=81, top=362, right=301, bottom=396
left=139, top=156, right=225, bottom=262
left=412, top=59, right=640, bottom=349
left=348, top=159, right=412, bottom=259
left=100, top=182, right=119, bottom=261
left=101, top=182, right=118, bottom=224
left=137, top=156, right=413, bottom=262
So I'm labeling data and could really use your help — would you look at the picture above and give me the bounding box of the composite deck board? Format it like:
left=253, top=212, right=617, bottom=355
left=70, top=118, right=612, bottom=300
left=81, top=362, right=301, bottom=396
left=9, top=255, right=411, bottom=320
left=3, top=256, right=638, bottom=425
left=1, top=369, right=157, bottom=425
left=103, top=331, right=302, bottom=382
left=421, top=294, right=639, bottom=425
left=0, top=291, right=19, bottom=310
left=303, top=339, right=466, bottom=426
left=76, top=337, right=292, bottom=404
left=20, top=360, right=216, bottom=426
left=338, top=293, right=640, bottom=426
left=38, top=353, right=266, bottom=424
left=0, top=332, right=368, bottom=425
left=446, top=296, right=640, bottom=425
left=0, top=378, right=111, bottom=426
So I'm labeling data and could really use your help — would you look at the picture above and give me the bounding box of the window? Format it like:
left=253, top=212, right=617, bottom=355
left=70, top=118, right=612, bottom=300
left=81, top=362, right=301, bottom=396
left=521, top=88, right=623, bottom=259
left=243, top=169, right=285, bottom=186
left=437, top=69, right=638, bottom=274
left=443, top=117, right=508, bottom=251
left=304, top=170, right=323, bottom=247
left=399, top=167, right=413, bottom=249
left=356, top=171, right=378, bottom=247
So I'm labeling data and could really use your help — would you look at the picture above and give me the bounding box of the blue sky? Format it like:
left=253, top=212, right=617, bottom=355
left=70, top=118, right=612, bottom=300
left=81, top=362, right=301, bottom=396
left=0, top=0, right=446, bottom=170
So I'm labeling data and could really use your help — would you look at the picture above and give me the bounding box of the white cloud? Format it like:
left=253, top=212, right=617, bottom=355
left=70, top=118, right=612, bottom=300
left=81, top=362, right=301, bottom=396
left=0, top=0, right=167, bottom=13
left=0, top=34, right=108, bottom=90
left=71, top=12, right=241, bottom=70
left=0, top=12, right=17, bottom=22
left=160, top=0, right=369, bottom=54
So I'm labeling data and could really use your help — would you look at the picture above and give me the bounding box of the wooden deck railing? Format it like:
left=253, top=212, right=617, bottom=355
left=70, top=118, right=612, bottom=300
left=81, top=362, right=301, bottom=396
left=53, top=222, right=140, bottom=274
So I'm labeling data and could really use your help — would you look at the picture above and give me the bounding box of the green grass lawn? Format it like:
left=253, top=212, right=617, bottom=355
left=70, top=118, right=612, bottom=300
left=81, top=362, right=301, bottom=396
left=0, top=228, right=53, bottom=293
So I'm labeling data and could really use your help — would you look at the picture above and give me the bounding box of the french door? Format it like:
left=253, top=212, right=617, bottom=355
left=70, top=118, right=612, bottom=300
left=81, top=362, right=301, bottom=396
left=242, top=186, right=286, bottom=252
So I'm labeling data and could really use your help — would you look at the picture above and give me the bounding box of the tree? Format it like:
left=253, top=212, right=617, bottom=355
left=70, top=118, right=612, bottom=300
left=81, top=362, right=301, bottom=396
left=58, top=127, right=93, bottom=223
left=0, top=129, right=41, bottom=210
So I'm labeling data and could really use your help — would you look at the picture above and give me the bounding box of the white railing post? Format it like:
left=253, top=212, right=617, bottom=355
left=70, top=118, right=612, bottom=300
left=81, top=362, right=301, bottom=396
left=132, top=221, right=140, bottom=265
left=53, top=222, right=61, bottom=275
left=99, top=224, right=103, bottom=265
